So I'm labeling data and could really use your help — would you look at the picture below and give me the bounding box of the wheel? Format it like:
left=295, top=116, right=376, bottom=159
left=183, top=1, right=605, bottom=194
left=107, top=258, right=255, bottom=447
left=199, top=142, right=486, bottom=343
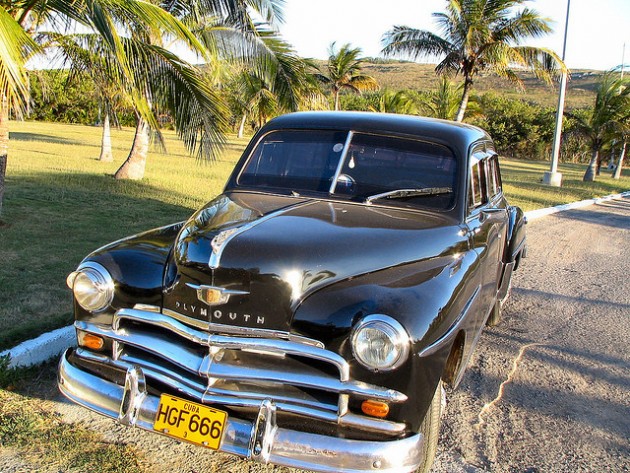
left=415, top=380, right=444, bottom=473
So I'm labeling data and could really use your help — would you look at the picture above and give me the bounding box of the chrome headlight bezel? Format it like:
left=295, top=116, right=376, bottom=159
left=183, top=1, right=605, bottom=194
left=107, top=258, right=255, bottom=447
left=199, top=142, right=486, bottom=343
left=66, top=261, right=115, bottom=313
left=351, top=314, right=411, bottom=372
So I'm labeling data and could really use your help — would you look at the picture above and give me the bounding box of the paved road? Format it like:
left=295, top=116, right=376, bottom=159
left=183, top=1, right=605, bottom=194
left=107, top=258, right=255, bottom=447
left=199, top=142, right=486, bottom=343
left=433, top=196, right=630, bottom=472
left=3, top=196, right=629, bottom=472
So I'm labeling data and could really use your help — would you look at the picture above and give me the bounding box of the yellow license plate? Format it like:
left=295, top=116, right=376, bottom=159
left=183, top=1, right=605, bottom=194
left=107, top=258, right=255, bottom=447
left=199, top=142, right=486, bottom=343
left=153, top=394, right=227, bottom=449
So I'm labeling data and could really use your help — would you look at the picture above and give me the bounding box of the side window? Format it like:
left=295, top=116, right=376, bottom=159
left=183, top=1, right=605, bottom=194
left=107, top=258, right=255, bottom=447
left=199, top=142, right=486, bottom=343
left=487, top=155, right=502, bottom=199
left=468, top=151, right=488, bottom=210
left=493, top=155, right=503, bottom=195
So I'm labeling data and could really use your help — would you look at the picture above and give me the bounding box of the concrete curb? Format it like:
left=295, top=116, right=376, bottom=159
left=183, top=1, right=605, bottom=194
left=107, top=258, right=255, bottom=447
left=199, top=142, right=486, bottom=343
left=2, top=190, right=629, bottom=370
left=1, top=325, right=76, bottom=368
left=524, top=190, right=630, bottom=220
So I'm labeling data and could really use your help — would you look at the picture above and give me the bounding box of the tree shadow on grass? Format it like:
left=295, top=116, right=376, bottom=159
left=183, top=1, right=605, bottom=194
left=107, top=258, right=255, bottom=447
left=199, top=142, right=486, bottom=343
left=9, top=131, right=82, bottom=146
left=0, top=172, right=203, bottom=350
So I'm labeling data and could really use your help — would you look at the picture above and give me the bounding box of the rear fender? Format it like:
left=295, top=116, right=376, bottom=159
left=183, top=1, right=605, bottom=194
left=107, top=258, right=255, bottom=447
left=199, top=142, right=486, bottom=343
left=505, top=205, right=527, bottom=264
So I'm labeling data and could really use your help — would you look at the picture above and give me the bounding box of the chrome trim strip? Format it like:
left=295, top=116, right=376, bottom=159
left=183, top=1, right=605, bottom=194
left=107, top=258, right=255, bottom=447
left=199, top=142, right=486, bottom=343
left=209, top=201, right=312, bottom=269
left=162, top=307, right=324, bottom=348
left=133, top=303, right=161, bottom=313
left=417, top=285, right=481, bottom=358
left=329, top=131, right=354, bottom=194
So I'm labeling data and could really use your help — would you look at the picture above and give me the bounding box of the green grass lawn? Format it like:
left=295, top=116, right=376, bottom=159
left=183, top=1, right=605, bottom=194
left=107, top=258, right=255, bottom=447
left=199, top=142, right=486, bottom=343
left=0, top=120, right=628, bottom=350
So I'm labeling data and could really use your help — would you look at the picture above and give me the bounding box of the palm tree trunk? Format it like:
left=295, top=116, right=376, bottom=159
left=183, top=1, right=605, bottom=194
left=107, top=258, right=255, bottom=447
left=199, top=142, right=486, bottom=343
left=613, top=141, right=626, bottom=179
left=0, top=95, right=9, bottom=218
left=583, top=148, right=599, bottom=182
left=333, top=88, right=340, bottom=111
left=455, top=77, right=473, bottom=122
left=237, top=113, right=246, bottom=138
left=98, top=111, right=113, bottom=162
left=114, top=117, right=149, bottom=180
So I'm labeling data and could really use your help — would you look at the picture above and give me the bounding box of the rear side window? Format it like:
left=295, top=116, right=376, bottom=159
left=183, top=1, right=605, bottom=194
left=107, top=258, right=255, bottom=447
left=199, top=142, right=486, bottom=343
left=469, top=152, right=487, bottom=210
left=487, top=155, right=503, bottom=199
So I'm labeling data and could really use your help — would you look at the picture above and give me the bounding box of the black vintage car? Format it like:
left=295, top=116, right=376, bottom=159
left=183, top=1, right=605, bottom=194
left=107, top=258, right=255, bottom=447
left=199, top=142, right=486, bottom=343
left=59, top=112, right=526, bottom=473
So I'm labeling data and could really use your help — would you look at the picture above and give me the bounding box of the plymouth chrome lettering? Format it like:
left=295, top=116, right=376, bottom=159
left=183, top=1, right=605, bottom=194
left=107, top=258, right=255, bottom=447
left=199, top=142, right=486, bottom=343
left=175, top=301, right=265, bottom=325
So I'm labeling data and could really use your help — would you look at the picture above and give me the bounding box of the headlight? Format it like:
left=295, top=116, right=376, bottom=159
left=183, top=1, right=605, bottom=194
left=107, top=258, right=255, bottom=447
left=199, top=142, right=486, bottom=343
left=67, top=262, right=114, bottom=313
left=351, top=314, right=410, bottom=371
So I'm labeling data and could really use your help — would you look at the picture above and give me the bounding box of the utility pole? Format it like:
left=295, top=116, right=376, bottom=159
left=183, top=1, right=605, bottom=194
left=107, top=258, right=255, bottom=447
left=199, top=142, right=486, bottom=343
left=613, top=43, right=626, bottom=180
left=543, top=0, right=571, bottom=187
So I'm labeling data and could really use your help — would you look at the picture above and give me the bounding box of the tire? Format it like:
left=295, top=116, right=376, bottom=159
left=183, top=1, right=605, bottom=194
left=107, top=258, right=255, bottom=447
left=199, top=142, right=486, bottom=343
left=415, top=380, right=444, bottom=473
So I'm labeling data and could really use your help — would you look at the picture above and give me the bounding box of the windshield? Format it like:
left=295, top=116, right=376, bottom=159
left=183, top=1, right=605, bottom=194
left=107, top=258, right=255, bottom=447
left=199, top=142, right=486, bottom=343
left=236, top=129, right=458, bottom=210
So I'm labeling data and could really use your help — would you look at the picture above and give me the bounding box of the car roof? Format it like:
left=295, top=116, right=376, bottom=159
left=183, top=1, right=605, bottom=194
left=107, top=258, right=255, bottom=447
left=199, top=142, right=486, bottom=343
left=261, top=111, right=491, bottom=156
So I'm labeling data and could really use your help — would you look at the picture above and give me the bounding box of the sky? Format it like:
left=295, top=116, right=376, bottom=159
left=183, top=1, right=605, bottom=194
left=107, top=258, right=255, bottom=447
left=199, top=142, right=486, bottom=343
left=278, top=0, right=630, bottom=71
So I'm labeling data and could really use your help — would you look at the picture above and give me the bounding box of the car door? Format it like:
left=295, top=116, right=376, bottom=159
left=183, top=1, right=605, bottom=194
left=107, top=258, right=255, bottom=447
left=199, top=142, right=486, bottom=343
left=465, top=144, right=506, bottom=326
left=485, top=152, right=509, bottom=289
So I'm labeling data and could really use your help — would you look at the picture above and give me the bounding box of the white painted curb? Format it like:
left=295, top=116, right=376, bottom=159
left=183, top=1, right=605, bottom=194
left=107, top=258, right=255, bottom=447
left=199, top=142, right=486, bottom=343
left=2, top=190, right=629, bottom=370
left=1, top=325, right=76, bottom=368
left=524, top=190, right=630, bottom=220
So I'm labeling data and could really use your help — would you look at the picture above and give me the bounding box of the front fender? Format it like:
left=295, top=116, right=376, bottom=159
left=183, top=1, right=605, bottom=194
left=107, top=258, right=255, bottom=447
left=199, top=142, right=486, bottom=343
left=74, top=222, right=184, bottom=324
left=292, top=249, right=483, bottom=432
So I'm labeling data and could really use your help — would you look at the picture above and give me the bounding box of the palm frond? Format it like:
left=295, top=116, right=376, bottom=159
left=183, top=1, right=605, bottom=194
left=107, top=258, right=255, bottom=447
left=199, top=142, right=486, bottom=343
left=382, top=26, right=452, bottom=60
left=0, top=7, right=40, bottom=109
left=511, top=46, right=565, bottom=82
left=129, top=40, right=229, bottom=160
left=493, top=7, right=553, bottom=43
left=435, top=50, right=463, bottom=76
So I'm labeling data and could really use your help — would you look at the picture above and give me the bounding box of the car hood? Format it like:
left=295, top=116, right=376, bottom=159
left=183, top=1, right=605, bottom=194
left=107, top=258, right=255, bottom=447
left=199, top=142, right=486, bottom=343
left=163, top=191, right=466, bottom=332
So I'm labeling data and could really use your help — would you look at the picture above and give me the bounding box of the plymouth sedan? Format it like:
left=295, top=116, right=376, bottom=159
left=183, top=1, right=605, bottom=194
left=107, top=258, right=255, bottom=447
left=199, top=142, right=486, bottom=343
left=59, top=111, right=526, bottom=473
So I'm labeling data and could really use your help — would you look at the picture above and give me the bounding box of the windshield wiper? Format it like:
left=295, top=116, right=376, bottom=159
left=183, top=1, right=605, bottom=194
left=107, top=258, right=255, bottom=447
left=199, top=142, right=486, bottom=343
left=364, top=187, right=452, bottom=205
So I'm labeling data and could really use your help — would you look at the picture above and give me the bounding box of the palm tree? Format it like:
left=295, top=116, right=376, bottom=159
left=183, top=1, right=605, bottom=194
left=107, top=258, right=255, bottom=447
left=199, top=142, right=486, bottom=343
left=612, top=140, right=626, bottom=180
left=318, top=42, right=379, bottom=111
left=114, top=0, right=289, bottom=179
left=569, top=74, right=630, bottom=182
left=424, top=77, right=461, bottom=120
left=382, top=0, right=564, bottom=122
left=230, top=30, right=325, bottom=136
left=0, top=0, right=211, bottom=214
left=368, top=90, right=418, bottom=115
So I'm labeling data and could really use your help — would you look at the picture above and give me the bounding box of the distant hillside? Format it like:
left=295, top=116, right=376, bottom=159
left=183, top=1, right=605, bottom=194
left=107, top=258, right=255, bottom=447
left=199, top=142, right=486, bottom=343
left=326, top=60, right=604, bottom=109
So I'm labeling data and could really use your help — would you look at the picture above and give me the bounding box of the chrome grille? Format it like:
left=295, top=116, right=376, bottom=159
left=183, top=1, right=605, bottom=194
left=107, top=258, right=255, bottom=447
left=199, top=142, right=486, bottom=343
left=75, top=306, right=407, bottom=435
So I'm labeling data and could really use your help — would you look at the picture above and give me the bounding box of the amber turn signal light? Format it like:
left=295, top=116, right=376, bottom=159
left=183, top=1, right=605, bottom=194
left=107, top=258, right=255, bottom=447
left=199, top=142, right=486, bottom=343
left=79, top=333, right=105, bottom=350
left=361, top=400, right=390, bottom=418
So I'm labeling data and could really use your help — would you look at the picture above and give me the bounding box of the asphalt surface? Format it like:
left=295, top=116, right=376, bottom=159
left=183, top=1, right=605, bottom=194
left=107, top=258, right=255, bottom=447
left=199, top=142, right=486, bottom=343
left=433, top=195, right=630, bottom=472
left=2, top=196, right=629, bottom=472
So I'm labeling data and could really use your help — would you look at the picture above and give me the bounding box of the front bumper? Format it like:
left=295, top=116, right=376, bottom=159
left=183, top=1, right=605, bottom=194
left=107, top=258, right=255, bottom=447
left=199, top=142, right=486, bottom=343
left=58, top=349, right=424, bottom=473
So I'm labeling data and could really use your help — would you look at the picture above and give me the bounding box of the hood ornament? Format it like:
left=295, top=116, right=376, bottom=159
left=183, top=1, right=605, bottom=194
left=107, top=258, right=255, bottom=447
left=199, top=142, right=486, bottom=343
left=186, top=283, right=249, bottom=306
